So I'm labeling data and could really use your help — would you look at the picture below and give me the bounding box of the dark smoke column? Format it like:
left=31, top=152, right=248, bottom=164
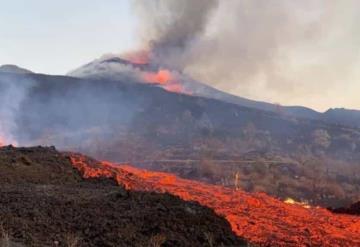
left=133, top=0, right=219, bottom=70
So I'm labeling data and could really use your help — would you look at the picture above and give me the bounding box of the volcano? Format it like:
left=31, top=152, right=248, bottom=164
left=0, top=63, right=359, bottom=246
left=1, top=61, right=360, bottom=245
left=1, top=69, right=360, bottom=207
left=68, top=55, right=360, bottom=128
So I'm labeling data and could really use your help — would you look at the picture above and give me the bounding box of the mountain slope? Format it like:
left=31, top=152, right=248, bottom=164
left=2, top=71, right=359, bottom=159
left=1, top=71, right=360, bottom=207
left=69, top=56, right=360, bottom=128
left=68, top=56, right=322, bottom=120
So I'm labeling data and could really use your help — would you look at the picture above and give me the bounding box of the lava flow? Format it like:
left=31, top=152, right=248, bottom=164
left=124, top=51, right=187, bottom=94
left=70, top=154, right=360, bottom=246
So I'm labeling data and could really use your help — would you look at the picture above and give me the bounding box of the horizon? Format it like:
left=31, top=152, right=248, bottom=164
left=1, top=0, right=359, bottom=111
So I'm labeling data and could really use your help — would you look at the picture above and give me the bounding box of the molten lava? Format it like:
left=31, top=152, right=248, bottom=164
left=142, top=69, right=186, bottom=94
left=284, top=198, right=311, bottom=209
left=70, top=154, right=360, bottom=246
left=123, top=51, right=188, bottom=94
left=144, top=69, right=173, bottom=85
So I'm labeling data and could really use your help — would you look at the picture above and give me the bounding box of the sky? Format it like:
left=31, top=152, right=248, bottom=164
left=0, top=0, right=359, bottom=112
left=0, top=0, right=139, bottom=74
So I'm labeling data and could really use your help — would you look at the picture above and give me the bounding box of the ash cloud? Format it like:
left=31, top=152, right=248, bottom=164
left=133, top=0, right=219, bottom=70
left=133, top=0, right=360, bottom=111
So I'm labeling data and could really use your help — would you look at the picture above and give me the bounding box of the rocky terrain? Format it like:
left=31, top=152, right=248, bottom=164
left=0, top=146, right=246, bottom=247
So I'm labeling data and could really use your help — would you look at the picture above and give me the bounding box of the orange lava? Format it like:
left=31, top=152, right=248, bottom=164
left=123, top=50, right=188, bottom=94
left=144, top=69, right=173, bottom=85
left=143, top=69, right=186, bottom=94
left=70, top=154, right=360, bottom=246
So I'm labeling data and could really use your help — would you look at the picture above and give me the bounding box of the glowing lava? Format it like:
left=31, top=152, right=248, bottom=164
left=123, top=51, right=187, bottom=94
left=284, top=198, right=311, bottom=209
left=144, top=69, right=173, bottom=85
left=142, top=69, right=187, bottom=94
left=70, top=154, right=360, bottom=246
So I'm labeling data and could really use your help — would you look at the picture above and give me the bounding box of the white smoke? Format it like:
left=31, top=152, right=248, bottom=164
left=0, top=76, right=34, bottom=145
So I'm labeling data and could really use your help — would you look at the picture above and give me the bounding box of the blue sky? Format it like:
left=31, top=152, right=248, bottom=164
left=0, top=0, right=137, bottom=74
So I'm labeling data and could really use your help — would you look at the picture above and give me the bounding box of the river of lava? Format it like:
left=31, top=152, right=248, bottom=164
left=70, top=154, right=360, bottom=246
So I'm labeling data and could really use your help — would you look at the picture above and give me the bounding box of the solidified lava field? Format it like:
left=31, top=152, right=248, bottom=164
left=71, top=153, right=360, bottom=247
left=0, top=146, right=246, bottom=247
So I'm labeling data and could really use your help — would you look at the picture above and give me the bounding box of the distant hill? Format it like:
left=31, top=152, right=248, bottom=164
left=324, top=108, right=360, bottom=128
left=0, top=64, right=33, bottom=74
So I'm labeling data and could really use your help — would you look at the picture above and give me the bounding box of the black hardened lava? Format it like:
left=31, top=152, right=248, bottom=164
left=0, top=146, right=247, bottom=247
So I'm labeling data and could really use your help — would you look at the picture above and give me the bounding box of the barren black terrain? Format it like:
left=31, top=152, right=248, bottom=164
left=330, top=201, right=360, bottom=216
left=0, top=146, right=246, bottom=247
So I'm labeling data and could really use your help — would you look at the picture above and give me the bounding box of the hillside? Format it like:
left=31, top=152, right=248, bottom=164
left=1, top=71, right=360, bottom=207
left=0, top=146, right=245, bottom=246
left=324, top=108, right=360, bottom=128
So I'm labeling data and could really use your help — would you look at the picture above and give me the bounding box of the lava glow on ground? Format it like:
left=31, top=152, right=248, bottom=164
left=70, top=154, right=360, bottom=246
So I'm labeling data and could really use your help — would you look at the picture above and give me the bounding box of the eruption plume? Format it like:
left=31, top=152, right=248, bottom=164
left=132, top=0, right=360, bottom=111
left=132, top=0, right=219, bottom=70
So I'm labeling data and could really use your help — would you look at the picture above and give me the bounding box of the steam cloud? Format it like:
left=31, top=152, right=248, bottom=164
left=133, top=0, right=360, bottom=111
